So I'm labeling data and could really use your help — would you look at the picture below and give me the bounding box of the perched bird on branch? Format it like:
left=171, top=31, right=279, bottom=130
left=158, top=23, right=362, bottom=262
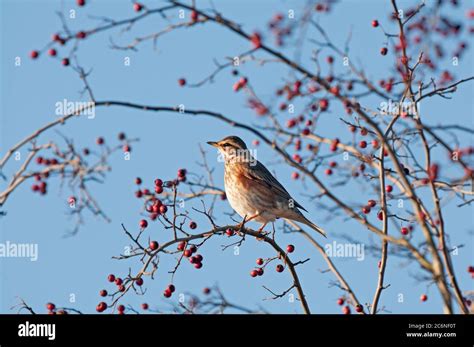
left=207, top=136, right=327, bottom=237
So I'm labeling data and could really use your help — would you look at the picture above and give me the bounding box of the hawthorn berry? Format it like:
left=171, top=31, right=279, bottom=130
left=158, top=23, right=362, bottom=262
left=380, top=47, right=388, bottom=56
left=194, top=262, right=203, bottom=269
left=286, top=244, right=295, bottom=253
left=250, top=269, right=258, bottom=277
left=178, top=78, right=186, bottom=86
left=337, top=298, right=344, bottom=306
left=96, top=137, right=104, bottom=145
left=276, top=264, right=284, bottom=273
left=100, top=290, right=107, bottom=297
left=48, top=49, right=57, bottom=57
left=46, top=302, right=55, bottom=311
left=342, top=306, right=351, bottom=314
left=362, top=206, right=371, bottom=214
left=203, top=287, right=211, bottom=295
left=108, top=274, right=116, bottom=282
left=401, top=227, right=409, bottom=235
left=115, top=277, right=123, bottom=286
left=117, top=304, right=125, bottom=313
left=189, top=221, right=197, bottom=229
left=96, top=302, right=107, bottom=313
left=256, top=258, right=264, bottom=266
left=372, top=20, right=379, bottom=27
left=135, top=278, right=144, bottom=286
left=385, top=185, right=393, bottom=193
left=355, top=304, right=363, bottom=313
left=149, top=241, right=159, bottom=250
left=256, top=268, right=264, bottom=276
left=76, top=0, right=85, bottom=6
left=191, top=10, right=199, bottom=22
left=133, top=2, right=143, bottom=12
left=368, top=200, right=376, bottom=208
left=30, top=50, right=39, bottom=59
left=225, top=228, right=234, bottom=236
left=76, top=31, right=87, bottom=39
left=420, top=294, right=428, bottom=302
left=141, top=303, right=149, bottom=310
left=325, top=168, right=333, bottom=176
left=163, top=289, right=172, bottom=298
left=168, top=284, right=176, bottom=293
left=139, top=219, right=148, bottom=229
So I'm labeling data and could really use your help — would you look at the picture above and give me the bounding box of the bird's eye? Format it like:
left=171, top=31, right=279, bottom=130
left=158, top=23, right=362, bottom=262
left=222, top=143, right=231, bottom=147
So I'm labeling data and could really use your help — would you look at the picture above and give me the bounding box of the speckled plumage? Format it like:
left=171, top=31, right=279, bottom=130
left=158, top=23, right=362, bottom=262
left=208, top=136, right=326, bottom=237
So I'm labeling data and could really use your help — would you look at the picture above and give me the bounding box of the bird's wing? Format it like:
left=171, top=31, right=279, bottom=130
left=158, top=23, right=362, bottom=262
left=242, top=160, right=308, bottom=212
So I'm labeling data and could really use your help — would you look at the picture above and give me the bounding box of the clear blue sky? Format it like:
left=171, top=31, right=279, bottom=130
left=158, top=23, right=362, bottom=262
left=0, top=0, right=472, bottom=314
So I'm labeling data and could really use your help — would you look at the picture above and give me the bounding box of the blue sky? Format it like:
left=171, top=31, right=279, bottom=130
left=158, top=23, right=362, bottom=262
left=0, top=0, right=473, bottom=314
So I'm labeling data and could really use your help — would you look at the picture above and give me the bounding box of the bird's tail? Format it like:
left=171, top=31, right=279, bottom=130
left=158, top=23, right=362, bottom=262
left=286, top=216, right=327, bottom=238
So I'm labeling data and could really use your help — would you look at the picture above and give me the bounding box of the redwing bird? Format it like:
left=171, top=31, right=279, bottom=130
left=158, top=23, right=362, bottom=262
left=207, top=136, right=326, bottom=237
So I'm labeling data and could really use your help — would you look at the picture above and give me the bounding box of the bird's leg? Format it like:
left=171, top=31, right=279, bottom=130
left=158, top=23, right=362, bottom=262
left=237, top=213, right=260, bottom=232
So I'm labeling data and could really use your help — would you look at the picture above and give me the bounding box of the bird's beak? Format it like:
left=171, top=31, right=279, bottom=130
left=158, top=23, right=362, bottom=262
left=207, top=141, right=219, bottom=147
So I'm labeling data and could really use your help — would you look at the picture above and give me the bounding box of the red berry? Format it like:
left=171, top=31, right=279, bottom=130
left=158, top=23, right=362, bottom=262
left=117, top=304, right=125, bottom=313
left=203, top=287, right=211, bottom=295
left=194, top=262, right=203, bottom=269
left=154, top=178, right=163, bottom=186
left=177, top=168, right=187, bottom=177
left=135, top=177, right=142, bottom=185
left=96, top=302, right=107, bottom=313
left=155, top=185, right=163, bottom=194
left=368, top=199, right=376, bottom=208
left=163, top=289, right=172, bottom=298
left=189, top=221, right=197, bottom=229
left=250, top=32, right=262, bottom=48
left=301, top=128, right=310, bottom=136
left=159, top=205, right=167, bottom=214
left=118, top=285, right=125, bottom=292
left=286, top=244, right=295, bottom=253
left=225, top=228, right=234, bottom=236
left=386, top=185, right=393, bottom=193
left=100, top=290, right=107, bottom=297
left=178, top=78, right=186, bottom=86
left=420, top=294, right=428, bottom=302
left=355, top=304, right=363, bottom=313
left=342, top=306, right=351, bottom=314
left=292, top=172, right=300, bottom=180
left=372, top=139, right=379, bottom=148
left=135, top=278, right=144, bottom=286
left=141, top=303, right=149, bottom=310
left=96, top=137, right=104, bottom=145
left=329, top=161, right=337, bottom=168
left=362, top=206, right=371, bottom=214
left=107, top=274, right=115, bottom=282
left=325, top=168, right=333, bottom=176
left=377, top=211, right=384, bottom=221
left=337, top=298, right=344, bottom=306
left=76, top=31, right=87, bottom=39
left=191, top=10, right=199, bottom=22
left=401, top=227, right=409, bottom=235
left=30, top=50, right=39, bottom=59
left=139, top=219, right=148, bottom=229
left=319, top=98, right=329, bottom=110
left=149, top=241, right=159, bottom=250
left=115, top=277, right=123, bottom=286
left=256, top=258, right=264, bottom=266
left=250, top=270, right=258, bottom=277
left=46, top=302, right=55, bottom=311
left=256, top=268, right=264, bottom=276
left=380, top=47, right=388, bottom=56
left=133, top=2, right=143, bottom=12
left=48, top=49, right=57, bottom=57
left=276, top=264, right=284, bottom=273
left=183, top=249, right=192, bottom=257
left=468, top=266, right=474, bottom=273
left=168, top=284, right=175, bottom=293
left=372, top=20, right=379, bottom=27
left=359, top=141, right=367, bottom=149
left=76, top=0, right=85, bottom=6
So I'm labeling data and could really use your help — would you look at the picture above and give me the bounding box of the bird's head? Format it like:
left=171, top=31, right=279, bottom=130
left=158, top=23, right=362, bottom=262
left=207, top=136, right=253, bottom=164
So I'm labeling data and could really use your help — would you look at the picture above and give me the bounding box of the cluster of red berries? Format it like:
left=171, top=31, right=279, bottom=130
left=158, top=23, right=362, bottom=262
left=267, top=13, right=292, bottom=47
left=45, top=302, right=66, bottom=315
left=178, top=242, right=204, bottom=269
